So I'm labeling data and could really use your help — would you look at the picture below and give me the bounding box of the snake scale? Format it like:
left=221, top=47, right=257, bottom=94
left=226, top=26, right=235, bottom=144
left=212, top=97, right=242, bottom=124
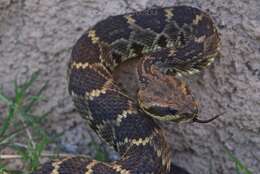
left=33, top=5, right=220, bottom=174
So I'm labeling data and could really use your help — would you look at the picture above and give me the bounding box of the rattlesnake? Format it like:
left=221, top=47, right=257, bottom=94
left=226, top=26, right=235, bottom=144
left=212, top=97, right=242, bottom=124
left=33, top=5, right=220, bottom=174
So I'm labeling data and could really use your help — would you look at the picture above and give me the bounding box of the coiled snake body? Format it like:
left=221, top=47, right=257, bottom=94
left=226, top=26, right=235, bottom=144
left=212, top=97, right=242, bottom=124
left=34, top=5, right=220, bottom=174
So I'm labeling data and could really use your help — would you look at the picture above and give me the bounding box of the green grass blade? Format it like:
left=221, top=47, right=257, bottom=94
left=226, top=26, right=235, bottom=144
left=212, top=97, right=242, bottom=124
left=88, top=141, right=109, bottom=162
left=0, top=70, right=51, bottom=173
left=19, top=71, right=41, bottom=94
left=0, top=90, right=12, bottom=106
left=23, top=81, right=48, bottom=114
left=224, top=148, right=253, bottom=174
left=0, top=106, right=15, bottom=137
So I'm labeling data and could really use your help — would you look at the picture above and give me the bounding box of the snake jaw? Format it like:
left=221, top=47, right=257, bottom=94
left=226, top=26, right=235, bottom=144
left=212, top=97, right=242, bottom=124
left=138, top=100, right=198, bottom=123
left=137, top=89, right=199, bottom=123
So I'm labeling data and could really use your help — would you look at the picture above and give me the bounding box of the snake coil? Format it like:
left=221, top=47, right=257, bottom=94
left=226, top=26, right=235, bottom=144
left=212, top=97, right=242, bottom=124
left=33, top=5, right=220, bottom=174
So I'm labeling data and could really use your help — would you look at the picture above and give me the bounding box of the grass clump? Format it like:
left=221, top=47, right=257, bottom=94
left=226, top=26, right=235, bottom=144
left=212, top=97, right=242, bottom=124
left=0, top=71, right=49, bottom=174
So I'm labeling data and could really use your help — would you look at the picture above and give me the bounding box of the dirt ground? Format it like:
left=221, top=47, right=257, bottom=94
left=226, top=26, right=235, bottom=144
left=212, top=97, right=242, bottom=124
left=0, top=0, right=260, bottom=173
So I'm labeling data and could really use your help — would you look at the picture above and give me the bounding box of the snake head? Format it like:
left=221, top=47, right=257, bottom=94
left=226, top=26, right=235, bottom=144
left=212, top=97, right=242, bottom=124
left=137, top=67, right=199, bottom=123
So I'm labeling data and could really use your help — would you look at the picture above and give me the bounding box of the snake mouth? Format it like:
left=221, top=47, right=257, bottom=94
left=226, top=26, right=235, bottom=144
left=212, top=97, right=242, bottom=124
left=138, top=100, right=198, bottom=122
